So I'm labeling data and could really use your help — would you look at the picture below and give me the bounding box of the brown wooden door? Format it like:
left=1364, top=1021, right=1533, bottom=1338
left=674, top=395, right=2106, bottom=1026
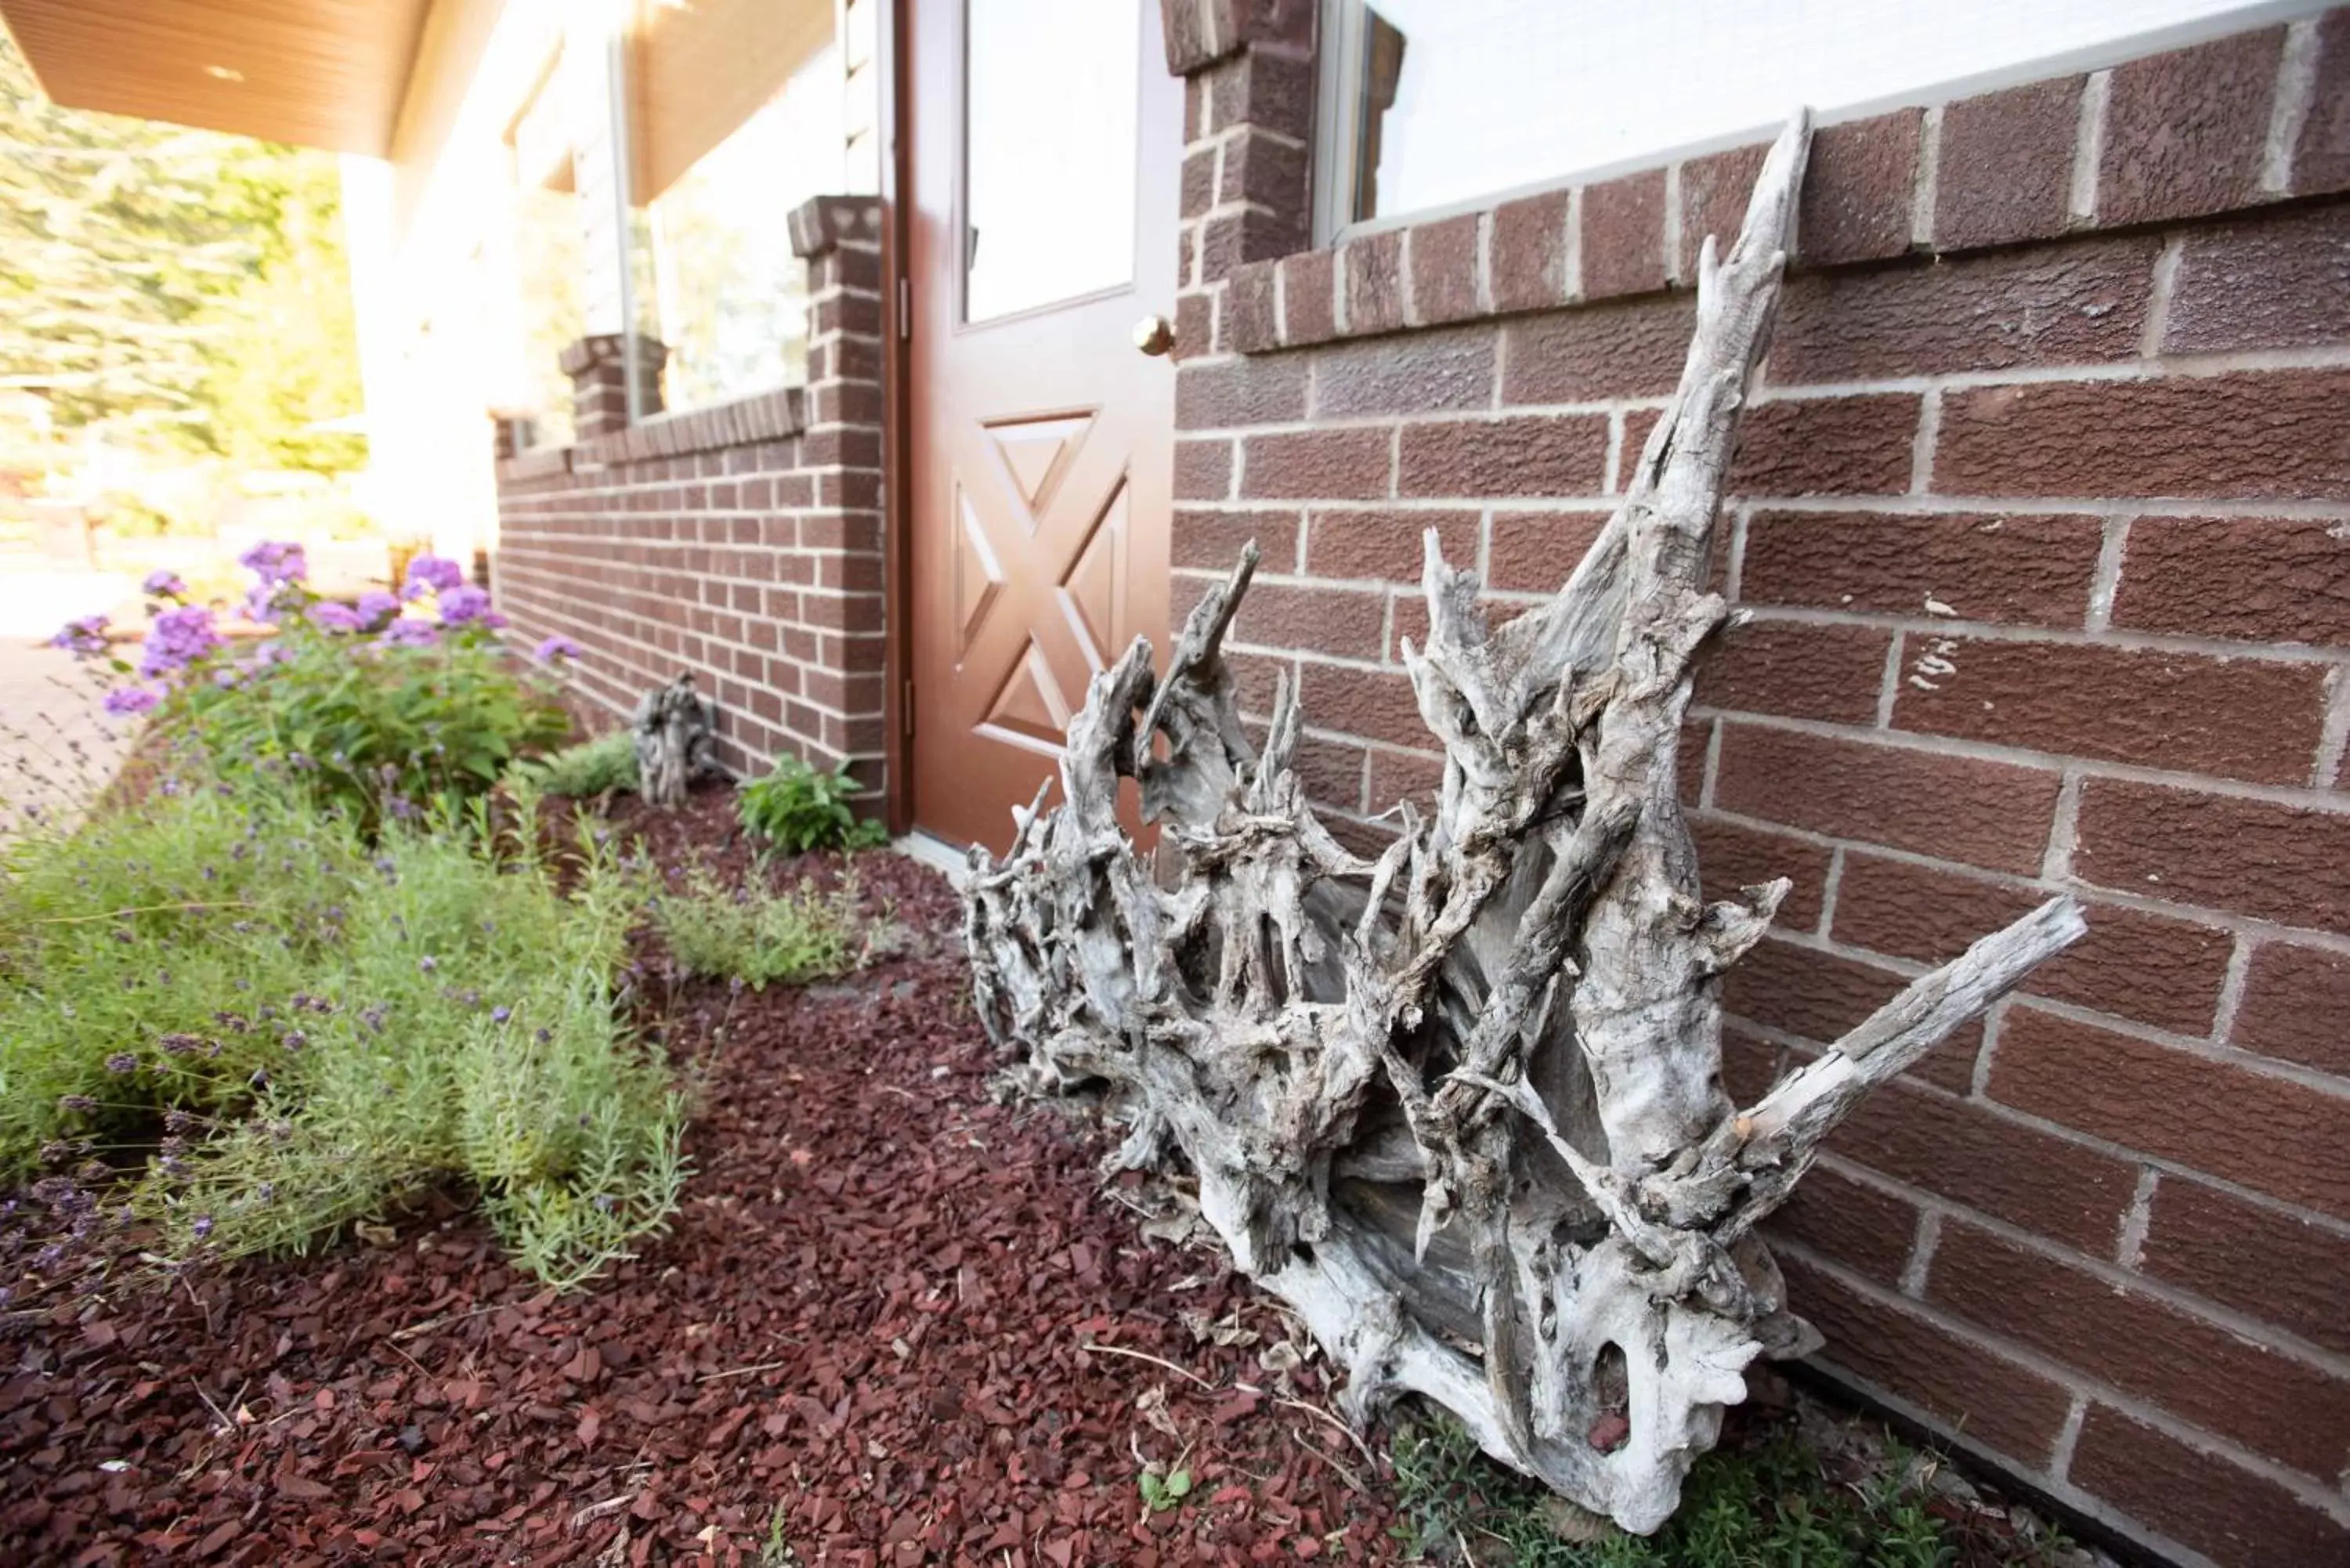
left=906, top=0, right=1179, bottom=853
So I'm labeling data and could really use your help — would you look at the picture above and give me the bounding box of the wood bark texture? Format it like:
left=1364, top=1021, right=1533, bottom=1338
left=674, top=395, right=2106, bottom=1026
left=963, top=116, right=2084, bottom=1534
left=633, top=674, right=719, bottom=809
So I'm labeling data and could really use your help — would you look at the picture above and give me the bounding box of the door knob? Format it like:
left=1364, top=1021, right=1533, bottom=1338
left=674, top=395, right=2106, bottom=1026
left=1132, top=314, right=1175, bottom=356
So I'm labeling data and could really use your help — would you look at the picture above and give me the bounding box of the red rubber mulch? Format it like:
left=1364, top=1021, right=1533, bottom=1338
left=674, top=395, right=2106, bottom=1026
left=1, top=787, right=1401, bottom=1566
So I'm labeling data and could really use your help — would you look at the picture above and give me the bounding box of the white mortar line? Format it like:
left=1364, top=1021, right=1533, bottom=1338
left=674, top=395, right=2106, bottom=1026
left=1907, top=386, right=1942, bottom=494
left=2263, top=19, right=2323, bottom=196
left=1900, top=1209, right=1943, bottom=1296
left=2140, top=238, right=2186, bottom=359
left=1911, top=105, right=1943, bottom=248
left=2069, top=70, right=2110, bottom=226
left=2115, top=1165, right=2160, bottom=1268
left=2315, top=665, right=2350, bottom=788
left=2084, top=514, right=2131, bottom=632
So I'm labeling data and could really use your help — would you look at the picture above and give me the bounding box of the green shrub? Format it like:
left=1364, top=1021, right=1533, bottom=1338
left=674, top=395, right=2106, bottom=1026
left=510, top=729, right=639, bottom=798
left=736, top=756, right=888, bottom=855
left=0, top=774, right=683, bottom=1289
left=653, top=868, right=862, bottom=989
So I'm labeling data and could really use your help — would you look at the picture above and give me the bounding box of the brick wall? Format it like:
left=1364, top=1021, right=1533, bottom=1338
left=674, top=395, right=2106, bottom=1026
left=492, top=197, right=888, bottom=789
left=1167, top=6, right=2350, bottom=1565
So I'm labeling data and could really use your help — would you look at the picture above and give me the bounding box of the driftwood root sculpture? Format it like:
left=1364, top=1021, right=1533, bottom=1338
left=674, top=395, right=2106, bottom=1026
left=964, top=115, right=2083, bottom=1533
left=633, top=674, right=719, bottom=808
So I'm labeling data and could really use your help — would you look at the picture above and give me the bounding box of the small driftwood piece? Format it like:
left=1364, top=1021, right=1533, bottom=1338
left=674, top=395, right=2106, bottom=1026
left=632, top=674, right=718, bottom=808
left=963, top=114, right=2084, bottom=1533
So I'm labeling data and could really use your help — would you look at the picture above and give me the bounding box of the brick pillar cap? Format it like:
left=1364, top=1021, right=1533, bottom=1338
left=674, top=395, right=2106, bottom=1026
left=558, top=332, right=668, bottom=378
left=788, top=196, right=884, bottom=260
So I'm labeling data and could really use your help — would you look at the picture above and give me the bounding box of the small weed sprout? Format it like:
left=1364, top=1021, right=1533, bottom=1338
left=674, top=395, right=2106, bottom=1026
left=1136, top=1465, right=1193, bottom=1513
left=736, top=757, right=888, bottom=855
left=653, top=868, right=863, bottom=989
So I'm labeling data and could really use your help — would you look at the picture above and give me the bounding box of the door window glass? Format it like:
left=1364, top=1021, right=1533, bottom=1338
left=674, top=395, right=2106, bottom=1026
left=964, top=0, right=1141, bottom=323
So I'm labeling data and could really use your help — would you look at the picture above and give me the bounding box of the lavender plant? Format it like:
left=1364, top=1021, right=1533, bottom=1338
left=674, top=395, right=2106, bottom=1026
left=0, top=766, right=684, bottom=1290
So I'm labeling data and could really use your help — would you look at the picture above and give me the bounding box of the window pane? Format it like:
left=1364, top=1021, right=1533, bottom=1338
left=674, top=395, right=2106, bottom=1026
left=629, top=0, right=840, bottom=410
left=964, top=0, right=1140, bottom=323
left=1335, top=0, right=2294, bottom=225
left=512, top=164, right=584, bottom=448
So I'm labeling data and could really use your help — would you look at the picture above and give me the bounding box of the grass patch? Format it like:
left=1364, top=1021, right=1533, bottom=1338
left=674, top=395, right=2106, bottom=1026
left=0, top=773, right=683, bottom=1289
left=1390, top=1407, right=2071, bottom=1566
left=653, top=867, right=867, bottom=990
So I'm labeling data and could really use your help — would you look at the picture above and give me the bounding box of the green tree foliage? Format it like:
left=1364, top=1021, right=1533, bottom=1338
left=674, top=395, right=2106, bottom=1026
left=0, top=32, right=363, bottom=471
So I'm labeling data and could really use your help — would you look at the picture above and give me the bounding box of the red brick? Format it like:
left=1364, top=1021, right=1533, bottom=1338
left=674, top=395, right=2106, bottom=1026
left=2296, top=10, right=2350, bottom=196
left=1724, top=936, right=1981, bottom=1093
left=1296, top=661, right=1425, bottom=750
left=1238, top=427, right=1390, bottom=500
left=1730, top=395, right=1920, bottom=497
left=1799, top=110, right=1922, bottom=267
left=1175, top=436, right=1235, bottom=500
left=1173, top=508, right=1297, bottom=573
left=1692, top=814, right=1831, bottom=931
left=1890, top=638, right=2328, bottom=786
left=1777, top=1254, right=2071, bottom=1464
left=1310, top=327, right=1494, bottom=419
left=1679, top=717, right=1711, bottom=807
left=1489, top=187, right=1571, bottom=313
left=1487, top=510, right=1610, bottom=593
left=1770, top=237, right=2155, bottom=386
left=2069, top=1404, right=2350, bottom=1568
left=2234, top=941, right=2350, bottom=1076
left=2139, top=1177, right=2350, bottom=1357
left=2166, top=204, right=2350, bottom=354
left=2099, top=27, right=2283, bottom=228
left=1290, top=732, right=1368, bottom=813
left=1713, top=723, right=2060, bottom=875
left=1694, top=619, right=1890, bottom=726
left=1224, top=260, right=1278, bottom=353
left=1615, top=407, right=1665, bottom=493
left=1405, top=212, right=1480, bottom=326
left=1935, top=370, right=2350, bottom=500
left=1204, top=43, right=1313, bottom=141
left=1181, top=146, right=1216, bottom=219
left=2073, top=777, right=2350, bottom=935
left=1501, top=294, right=1694, bottom=404
left=1991, top=1006, right=2350, bottom=1219
left=1177, top=355, right=1307, bottom=428
left=1934, top=76, right=2085, bottom=250
left=1365, top=746, right=1444, bottom=816
left=1396, top=414, right=1607, bottom=499
left=1217, top=127, right=1307, bottom=215
left=2110, top=515, right=2350, bottom=647
left=1833, top=1077, right=2138, bottom=1251
left=1304, top=508, right=1476, bottom=583
left=1738, top=510, right=2100, bottom=629
left=1676, top=143, right=1770, bottom=280
left=1173, top=287, right=1215, bottom=363
left=1928, top=1219, right=2350, bottom=1476
left=1341, top=229, right=1405, bottom=336
left=1278, top=248, right=1336, bottom=345
left=1831, top=853, right=2230, bottom=1036
left=1580, top=168, right=1668, bottom=300
left=1199, top=207, right=1305, bottom=282
left=1765, top=1163, right=1918, bottom=1288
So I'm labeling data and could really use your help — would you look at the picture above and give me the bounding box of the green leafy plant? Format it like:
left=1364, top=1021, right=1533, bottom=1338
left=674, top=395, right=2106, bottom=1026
left=0, top=770, right=683, bottom=1289
left=509, top=729, right=639, bottom=798
left=653, top=867, right=863, bottom=990
left=1137, top=1467, right=1193, bottom=1513
left=736, top=756, right=888, bottom=855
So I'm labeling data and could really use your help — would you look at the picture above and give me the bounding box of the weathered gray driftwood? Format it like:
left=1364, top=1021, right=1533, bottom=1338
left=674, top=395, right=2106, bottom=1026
left=963, top=114, right=2083, bottom=1533
left=632, top=674, right=718, bottom=808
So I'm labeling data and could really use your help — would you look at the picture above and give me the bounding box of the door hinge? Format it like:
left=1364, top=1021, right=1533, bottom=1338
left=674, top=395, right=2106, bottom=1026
left=896, top=276, right=910, bottom=340
left=900, top=678, right=916, bottom=738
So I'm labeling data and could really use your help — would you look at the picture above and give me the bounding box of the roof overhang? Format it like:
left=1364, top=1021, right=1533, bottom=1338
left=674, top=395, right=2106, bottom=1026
left=0, top=0, right=432, bottom=155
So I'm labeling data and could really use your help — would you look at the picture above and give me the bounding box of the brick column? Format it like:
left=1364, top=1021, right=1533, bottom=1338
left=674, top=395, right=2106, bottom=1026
left=785, top=195, right=889, bottom=794
left=1159, top=0, right=1316, bottom=360
left=558, top=332, right=667, bottom=439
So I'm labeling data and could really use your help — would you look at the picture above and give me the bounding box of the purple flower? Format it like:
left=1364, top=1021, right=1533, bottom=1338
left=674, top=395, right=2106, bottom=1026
left=103, top=686, right=160, bottom=717
left=139, top=605, right=222, bottom=679
left=56, top=1094, right=96, bottom=1113
left=47, top=615, right=110, bottom=658
left=490, top=1006, right=512, bottom=1024
left=533, top=634, right=584, bottom=663
left=417, top=956, right=438, bottom=974
left=355, top=589, right=402, bottom=628
left=402, top=555, right=467, bottom=598
left=381, top=618, right=439, bottom=649
left=142, top=569, right=188, bottom=599
left=238, top=540, right=309, bottom=585
left=436, top=583, right=494, bottom=626
left=104, top=1053, right=137, bottom=1075
left=190, top=1215, right=214, bottom=1241
left=309, top=602, right=363, bottom=634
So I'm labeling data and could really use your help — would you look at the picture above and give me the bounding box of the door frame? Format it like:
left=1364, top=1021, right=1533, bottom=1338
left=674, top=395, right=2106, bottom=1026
left=878, top=0, right=915, bottom=834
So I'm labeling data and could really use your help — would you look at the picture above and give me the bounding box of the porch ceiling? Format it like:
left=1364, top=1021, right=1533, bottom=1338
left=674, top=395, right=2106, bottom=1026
left=0, top=0, right=429, bottom=155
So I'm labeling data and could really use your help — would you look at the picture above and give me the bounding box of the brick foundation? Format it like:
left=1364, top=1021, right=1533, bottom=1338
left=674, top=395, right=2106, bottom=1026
left=492, top=197, right=888, bottom=790
left=1166, top=4, right=2350, bottom=1564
